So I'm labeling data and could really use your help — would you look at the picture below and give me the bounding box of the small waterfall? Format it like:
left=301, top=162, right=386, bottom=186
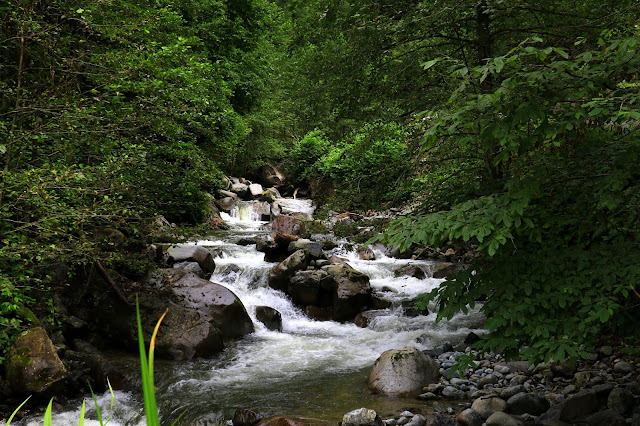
left=229, top=201, right=262, bottom=222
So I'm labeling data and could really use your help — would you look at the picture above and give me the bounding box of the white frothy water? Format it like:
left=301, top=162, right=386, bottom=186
left=12, top=200, right=483, bottom=425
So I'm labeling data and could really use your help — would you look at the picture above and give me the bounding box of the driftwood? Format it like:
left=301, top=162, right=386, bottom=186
left=95, top=259, right=133, bottom=309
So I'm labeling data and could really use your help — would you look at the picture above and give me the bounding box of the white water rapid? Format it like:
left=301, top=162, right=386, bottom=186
left=12, top=201, right=484, bottom=426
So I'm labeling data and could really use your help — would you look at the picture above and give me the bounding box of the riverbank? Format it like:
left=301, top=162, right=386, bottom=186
left=334, top=343, right=639, bottom=426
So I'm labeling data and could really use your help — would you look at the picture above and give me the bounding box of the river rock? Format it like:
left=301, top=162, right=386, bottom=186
left=559, top=389, right=598, bottom=421
left=456, top=409, right=483, bottom=426
left=255, top=306, right=283, bottom=332
left=271, top=215, right=303, bottom=240
left=342, top=408, right=383, bottom=426
left=253, top=201, right=272, bottom=219
left=393, top=264, right=425, bottom=279
left=401, top=300, right=428, bottom=317
left=80, top=352, right=127, bottom=392
left=305, top=305, right=331, bottom=321
left=355, top=310, right=387, bottom=328
left=371, top=295, right=391, bottom=310
left=432, top=262, right=466, bottom=279
left=288, top=239, right=324, bottom=259
left=258, top=417, right=329, bottom=426
left=173, top=261, right=207, bottom=278
left=613, top=361, right=634, bottom=374
left=357, top=246, right=376, bottom=261
left=607, top=387, right=635, bottom=415
left=219, top=189, right=239, bottom=200
left=137, top=293, right=224, bottom=360
left=231, top=182, right=250, bottom=199
left=584, top=409, right=626, bottom=425
left=268, top=250, right=309, bottom=292
left=407, top=414, right=428, bottom=426
left=471, top=396, right=507, bottom=420
left=441, top=385, right=466, bottom=399
left=170, top=272, right=254, bottom=339
left=322, top=264, right=372, bottom=321
left=167, top=244, right=216, bottom=274
left=484, top=412, right=522, bottom=426
left=233, top=408, right=267, bottom=426
left=5, top=327, right=68, bottom=394
left=216, top=196, right=237, bottom=212
left=249, top=183, right=264, bottom=198
left=288, top=269, right=333, bottom=307
left=367, top=346, right=440, bottom=395
left=506, top=392, right=550, bottom=415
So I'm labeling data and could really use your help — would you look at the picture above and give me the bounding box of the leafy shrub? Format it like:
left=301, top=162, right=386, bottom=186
left=286, top=130, right=331, bottom=186
left=318, top=122, right=411, bottom=208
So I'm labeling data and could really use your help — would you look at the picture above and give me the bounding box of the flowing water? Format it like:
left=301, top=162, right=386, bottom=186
left=14, top=200, right=484, bottom=426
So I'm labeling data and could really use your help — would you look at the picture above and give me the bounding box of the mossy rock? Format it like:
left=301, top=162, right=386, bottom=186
left=5, top=327, right=67, bottom=394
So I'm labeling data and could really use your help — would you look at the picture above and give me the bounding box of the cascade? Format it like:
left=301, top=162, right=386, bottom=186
left=18, top=200, right=483, bottom=426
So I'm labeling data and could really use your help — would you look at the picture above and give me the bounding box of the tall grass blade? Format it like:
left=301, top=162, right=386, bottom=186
left=104, top=379, right=114, bottom=426
left=89, top=382, right=105, bottom=426
left=43, top=398, right=53, bottom=426
left=79, top=399, right=86, bottom=426
left=136, top=296, right=167, bottom=426
left=5, top=395, right=30, bottom=425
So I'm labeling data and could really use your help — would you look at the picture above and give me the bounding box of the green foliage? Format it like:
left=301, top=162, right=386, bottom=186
left=286, top=130, right=331, bottom=186
left=378, top=33, right=640, bottom=363
left=317, top=122, right=412, bottom=209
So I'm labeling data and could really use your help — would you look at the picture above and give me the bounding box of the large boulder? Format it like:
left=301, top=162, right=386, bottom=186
left=367, top=346, right=440, bottom=395
left=136, top=293, right=225, bottom=360
left=5, top=327, right=67, bottom=394
left=271, top=215, right=303, bottom=240
left=170, top=273, right=255, bottom=338
left=322, top=264, right=372, bottom=321
left=268, top=250, right=309, bottom=291
left=393, top=264, right=426, bottom=279
left=133, top=269, right=253, bottom=360
left=288, top=269, right=334, bottom=307
left=167, top=244, right=216, bottom=274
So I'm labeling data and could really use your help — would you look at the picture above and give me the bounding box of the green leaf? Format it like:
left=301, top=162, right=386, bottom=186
left=553, top=47, right=569, bottom=59
left=422, top=59, right=440, bottom=70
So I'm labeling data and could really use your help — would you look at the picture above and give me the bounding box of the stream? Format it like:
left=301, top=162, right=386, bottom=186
left=16, top=200, right=484, bottom=426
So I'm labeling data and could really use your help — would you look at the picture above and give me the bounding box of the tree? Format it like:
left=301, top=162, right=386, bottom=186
left=376, top=28, right=640, bottom=362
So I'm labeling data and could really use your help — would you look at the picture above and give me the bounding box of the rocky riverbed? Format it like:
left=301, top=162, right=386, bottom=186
left=333, top=343, right=640, bottom=426
left=2, top=173, right=638, bottom=425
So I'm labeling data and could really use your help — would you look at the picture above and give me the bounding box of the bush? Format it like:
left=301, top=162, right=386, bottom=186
left=286, top=130, right=331, bottom=186
left=318, top=122, right=411, bottom=208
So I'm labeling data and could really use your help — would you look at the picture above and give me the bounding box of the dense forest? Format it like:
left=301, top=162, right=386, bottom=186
left=1, top=0, right=639, bottom=383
